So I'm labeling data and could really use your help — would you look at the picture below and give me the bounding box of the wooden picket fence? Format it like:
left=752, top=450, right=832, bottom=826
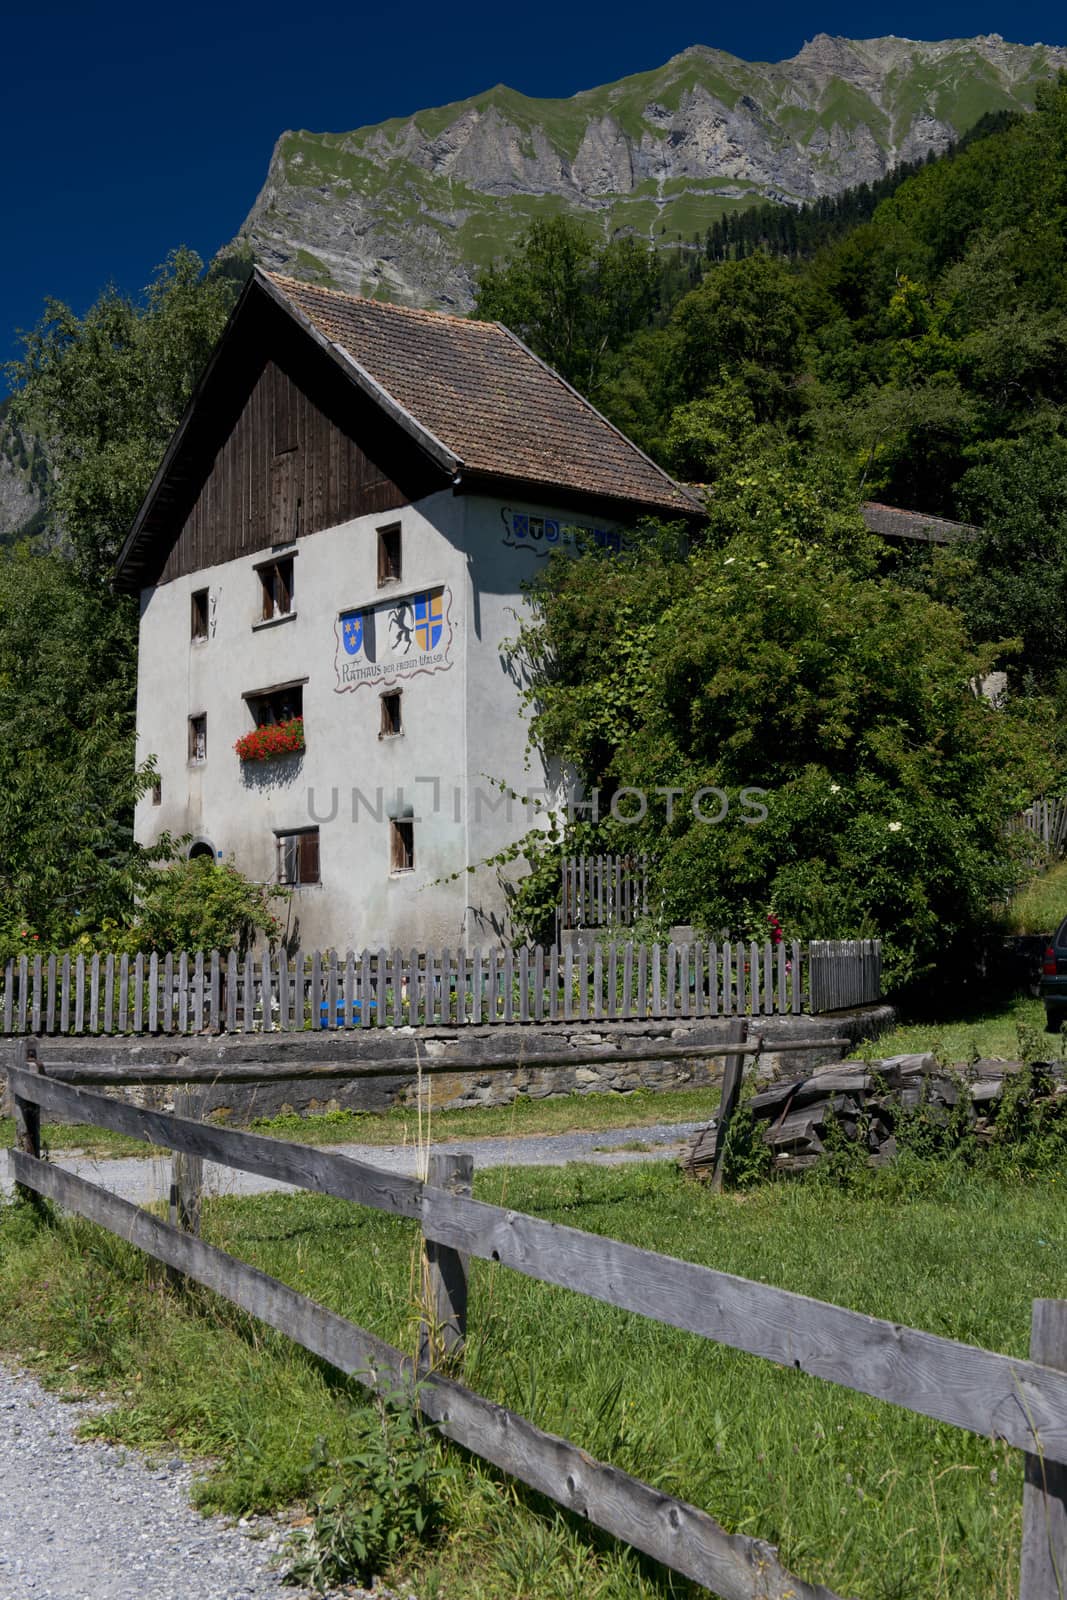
left=0, top=938, right=882, bottom=1037
left=1009, top=796, right=1067, bottom=858
left=7, top=1043, right=1065, bottom=1599
left=558, top=853, right=649, bottom=929
left=807, top=939, right=882, bottom=1014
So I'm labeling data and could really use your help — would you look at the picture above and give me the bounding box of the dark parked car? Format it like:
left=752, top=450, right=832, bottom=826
left=1040, top=919, right=1067, bottom=1029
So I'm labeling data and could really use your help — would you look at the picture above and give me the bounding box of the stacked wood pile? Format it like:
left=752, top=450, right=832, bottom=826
left=747, top=1054, right=1067, bottom=1173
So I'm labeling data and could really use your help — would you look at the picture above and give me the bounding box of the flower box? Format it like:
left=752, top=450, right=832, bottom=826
left=235, top=716, right=305, bottom=763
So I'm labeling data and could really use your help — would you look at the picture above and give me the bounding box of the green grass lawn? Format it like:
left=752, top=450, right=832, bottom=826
left=1002, top=858, right=1067, bottom=936
left=2, top=1151, right=1063, bottom=1598
left=857, top=994, right=1061, bottom=1065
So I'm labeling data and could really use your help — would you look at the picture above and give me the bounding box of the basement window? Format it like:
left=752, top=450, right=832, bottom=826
left=380, top=690, right=402, bottom=737
left=276, top=827, right=320, bottom=886
left=390, top=818, right=414, bottom=873
left=258, top=555, right=294, bottom=621
left=188, top=714, right=207, bottom=764
left=191, top=588, right=209, bottom=641
left=378, top=524, right=402, bottom=586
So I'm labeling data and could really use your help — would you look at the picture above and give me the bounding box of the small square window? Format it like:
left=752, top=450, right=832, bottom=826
left=390, top=818, right=414, bottom=873
left=191, top=588, right=209, bottom=641
left=259, top=556, right=294, bottom=620
left=248, top=684, right=303, bottom=727
left=151, top=777, right=162, bottom=806
left=277, top=827, right=320, bottom=885
left=378, top=524, right=401, bottom=586
left=188, top=714, right=207, bottom=763
left=380, top=690, right=402, bottom=737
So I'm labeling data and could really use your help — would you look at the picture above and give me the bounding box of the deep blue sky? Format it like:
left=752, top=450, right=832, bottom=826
left=3, top=0, right=1064, bottom=380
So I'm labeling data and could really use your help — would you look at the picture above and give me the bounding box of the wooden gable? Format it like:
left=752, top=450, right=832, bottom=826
left=127, top=290, right=448, bottom=591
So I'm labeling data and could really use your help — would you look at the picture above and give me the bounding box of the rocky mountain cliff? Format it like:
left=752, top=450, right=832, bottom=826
left=233, top=33, right=1067, bottom=312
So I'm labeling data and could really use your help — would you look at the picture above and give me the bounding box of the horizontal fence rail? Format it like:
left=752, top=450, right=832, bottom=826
left=6, top=1055, right=1064, bottom=1598
left=0, top=939, right=880, bottom=1037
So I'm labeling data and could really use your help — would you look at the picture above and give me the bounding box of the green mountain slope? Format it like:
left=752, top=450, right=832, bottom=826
left=232, top=32, right=1067, bottom=310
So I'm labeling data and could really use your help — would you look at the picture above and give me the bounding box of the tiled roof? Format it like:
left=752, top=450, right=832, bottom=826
left=263, top=271, right=699, bottom=517
left=862, top=502, right=979, bottom=544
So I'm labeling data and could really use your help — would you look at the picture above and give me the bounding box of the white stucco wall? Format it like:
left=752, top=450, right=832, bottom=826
left=134, top=489, right=620, bottom=949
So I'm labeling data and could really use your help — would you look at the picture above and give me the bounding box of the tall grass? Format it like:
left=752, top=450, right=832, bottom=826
left=1, top=1146, right=1063, bottom=1598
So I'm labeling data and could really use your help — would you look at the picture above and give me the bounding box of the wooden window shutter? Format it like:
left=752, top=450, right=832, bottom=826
left=299, top=830, right=320, bottom=885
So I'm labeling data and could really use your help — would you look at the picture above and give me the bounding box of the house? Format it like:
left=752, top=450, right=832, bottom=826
left=116, top=268, right=699, bottom=950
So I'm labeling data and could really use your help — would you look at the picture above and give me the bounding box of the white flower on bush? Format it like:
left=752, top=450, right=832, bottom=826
left=887, top=821, right=902, bottom=832
left=829, top=783, right=841, bottom=794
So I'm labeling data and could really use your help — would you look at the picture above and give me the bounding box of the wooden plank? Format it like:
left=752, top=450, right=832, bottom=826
left=362, top=948, right=375, bottom=1029
left=441, top=948, right=453, bottom=1026
left=9, top=1151, right=840, bottom=1600
left=533, top=945, right=544, bottom=1024
left=103, top=954, right=115, bottom=1034
left=708, top=941, right=718, bottom=1017
left=117, top=955, right=128, bottom=1035
left=503, top=948, right=514, bottom=1025
left=749, top=941, right=759, bottom=1018
left=163, top=951, right=175, bottom=1034
left=31, top=955, right=43, bottom=1034
left=791, top=940, right=801, bottom=1015
left=178, top=951, right=189, bottom=1034
left=2, top=958, right=12, bottom=1033
left=622, top=942, right=634, bottom=1020
left=278, top=950, right=291, bottom=1032
left=210, top=950, right=221, bottom=1033
left=424, top=948, right=436, bottom=1027
left=606, top=941, right=617, bottom=1021
left=419, top=1150, right=473, bottom=1371
left=562, top=945, right=573, bottom=1022
left=651, top=942, right=661, bottom=1019
left=577, top=944, right=588, bottom=1022
left=339, top=949, right=352, bottom=1031
left=12, top=1039, right=42, bottom=1205
left=75, top=953, right=87, bottom=1035
left=29, top=1036, right=849, bottom=1087
left=709, top=1019, right=749, bottom=1193
left=679, top=943, right=690, bottom=1019
left=225, top=951, right=238, bottom=1033
left=90, top=955, right=103, bottom=1035
left=169, top=1088, right=204, bottom=1238
left=487, top=947, right=498, bottom=1024
left=144, top=953, right=154, bottom=1035
left=1020, top=1300, right=1067, bottom=1598
left=421, top=1184, right=1067, bottom=1469
left=593, top=944, right=604, bottom=1021
left=193, top=951, right=205, bottom=1033
left=46, top=954, right=58, bottom=1035
left=763, top=942, right=773, bottom=1017
left=326, top=948, right=338, bottom=1031
left=665, top=942, right=676, bottom=1019
left=518, top=946, right=530, bottom=1023
left=9, top=1068, right=423, bottom=1218
left=242, top=950, right=254, bottom=1033
left=392, top=948, right=404, bottom=1029
left=637, top=943, right=648, bottom=1018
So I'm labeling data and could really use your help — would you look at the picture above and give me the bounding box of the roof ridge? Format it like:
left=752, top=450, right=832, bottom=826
left=264, top=271, right=497, bottom=332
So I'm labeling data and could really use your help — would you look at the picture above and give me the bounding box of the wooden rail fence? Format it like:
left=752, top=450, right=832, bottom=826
left=0, top=938, right=881, bottom=1037
left=6, top=1041, right=1065, bottom=1599
left=1009, top=796, right=1067, bottom=858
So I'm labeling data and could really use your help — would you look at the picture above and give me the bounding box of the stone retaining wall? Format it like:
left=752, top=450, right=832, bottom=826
left=1, top=1008, right=895, bottom=1122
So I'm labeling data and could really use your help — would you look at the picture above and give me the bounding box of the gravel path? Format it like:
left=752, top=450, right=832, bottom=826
left=7, top=1120, right=704, bottom=1208
left=0, top=1363, right=402, bottom=1600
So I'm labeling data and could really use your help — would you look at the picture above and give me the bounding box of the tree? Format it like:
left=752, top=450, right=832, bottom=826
left=473, top=218, right=660, bottom=394
left=6, top=247, right=239, bottom=587
left=508, top=465, right=1054, bottom=988
left=670, top=253, right=806, bottom=423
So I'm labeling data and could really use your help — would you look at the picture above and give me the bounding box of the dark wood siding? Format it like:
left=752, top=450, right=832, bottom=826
left=151, top=299, right=446, bottom=587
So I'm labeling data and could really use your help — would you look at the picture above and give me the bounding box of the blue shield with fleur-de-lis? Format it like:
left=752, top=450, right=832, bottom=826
left=340, top=610, right=364, bottom=657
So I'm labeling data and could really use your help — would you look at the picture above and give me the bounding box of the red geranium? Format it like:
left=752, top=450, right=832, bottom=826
left=235, top=717, right=305, bottom=762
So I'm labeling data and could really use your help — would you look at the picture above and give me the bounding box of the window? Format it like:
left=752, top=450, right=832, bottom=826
left=191, top=588, right=209, bottom=641
left=246, top=683, right=303, bottom=727
left=377, top=524, right=401, bottom=586
left=390, top=818, right=414, bottom=873
left=380, top=690, right=402, bottom=737
left=277, top=827, right=320, bottom=886
left=151, top=778, right=162, bottom=806
left=258, top=555, right=294, bottom=621
left=188, top=714, right=207, bottom=763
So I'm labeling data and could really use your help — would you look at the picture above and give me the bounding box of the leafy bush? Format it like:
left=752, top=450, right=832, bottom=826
left=285, top=1380, right=451, bottom=1590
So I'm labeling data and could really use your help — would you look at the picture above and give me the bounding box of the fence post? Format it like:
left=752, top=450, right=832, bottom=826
left=169, top=1089, right=204, bottom=1239
left=11, top=1037, right=44, bottom=1207
left=709, top=1018, right=749, bottom=1193
left=419, top=1150, right=473, bottom=1372
left=1019, top=1299, right=1067, bottom=1599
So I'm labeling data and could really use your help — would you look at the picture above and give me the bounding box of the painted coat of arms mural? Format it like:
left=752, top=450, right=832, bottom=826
left=334, top=586, right=454, bottom=691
